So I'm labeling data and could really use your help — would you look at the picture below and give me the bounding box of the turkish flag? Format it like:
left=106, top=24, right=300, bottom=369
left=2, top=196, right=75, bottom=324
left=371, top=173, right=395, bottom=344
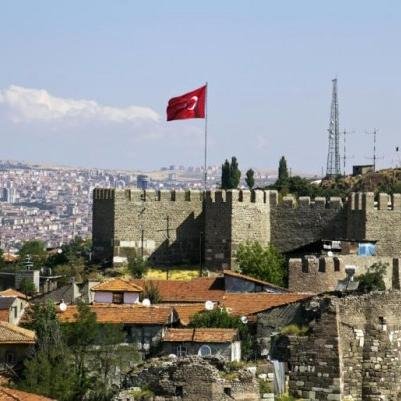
left=166, top=85, right=206, bottom=121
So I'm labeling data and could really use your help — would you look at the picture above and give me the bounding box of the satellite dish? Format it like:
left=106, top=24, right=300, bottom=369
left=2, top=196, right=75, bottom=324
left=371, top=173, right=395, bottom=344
left=59, top=301, right=67, bottom=312
left=204, top=300, right=214, bottom=311
left=142, top=298, right=151, bottom=307
left=168, top=354, right=177, bottom=359
left=327, top=251, right=334, bottom=257
left=240, top=316, right=248, bottom=324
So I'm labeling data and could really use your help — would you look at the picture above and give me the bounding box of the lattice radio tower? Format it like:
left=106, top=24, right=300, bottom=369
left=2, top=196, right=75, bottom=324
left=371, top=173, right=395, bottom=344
left=326, top=78, right=341, bottom=177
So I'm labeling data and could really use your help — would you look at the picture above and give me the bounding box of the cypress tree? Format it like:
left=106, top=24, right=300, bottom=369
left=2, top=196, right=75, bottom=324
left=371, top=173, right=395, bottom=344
left=221, top=159, right=230, bottom=189
left=245, top=168, right=255, bottom=189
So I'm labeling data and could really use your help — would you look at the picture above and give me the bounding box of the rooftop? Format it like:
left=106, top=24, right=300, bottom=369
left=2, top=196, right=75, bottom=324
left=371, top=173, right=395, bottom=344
left=223, top=270, right=290, bottom=292
left=0, top=297, right=16, bottom=310
left=0, top=321, right=36, bottom=344
left=57, top=304, right=174, bottom=325
left=0, top=387, right=56, bottom=401
left=91, top=278, right=143, bottom=293
left=163, top=328, right=238, bottom=343
left=0, top=288, right=28, bottom=300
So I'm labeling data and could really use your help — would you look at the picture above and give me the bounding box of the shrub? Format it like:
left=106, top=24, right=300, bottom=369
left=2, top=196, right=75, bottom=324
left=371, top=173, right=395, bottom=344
left=280, top=324, right=309, bottom=336
left=128, top=254, right=149, bottom=279
left=236, top=241, right=285, bottom=286
left=356, top=262, right=387, bottom=293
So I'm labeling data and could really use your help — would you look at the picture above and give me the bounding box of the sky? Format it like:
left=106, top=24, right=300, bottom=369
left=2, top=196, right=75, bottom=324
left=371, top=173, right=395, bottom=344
left=1, top=1, right=401, bottom=174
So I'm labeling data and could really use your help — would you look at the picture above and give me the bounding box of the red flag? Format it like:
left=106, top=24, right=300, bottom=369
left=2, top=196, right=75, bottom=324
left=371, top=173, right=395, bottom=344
left=167, top=85, right=206, bottom=121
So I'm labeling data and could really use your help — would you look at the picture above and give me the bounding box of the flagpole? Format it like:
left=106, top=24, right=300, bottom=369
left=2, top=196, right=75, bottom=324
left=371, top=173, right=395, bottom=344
left=204, top=82, right=208, bottom=191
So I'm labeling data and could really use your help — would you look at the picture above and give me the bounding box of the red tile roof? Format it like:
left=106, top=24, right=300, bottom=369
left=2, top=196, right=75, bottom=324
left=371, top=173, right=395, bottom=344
left=91, top=278, right=143, bottom=293
left=57, top=304, right=174, bottom=325
left=132, top=277, right=225, bottom=303
left=223, top=270, right=290, bottom=292
left=219, top=293, right=312, bottom=317
left=0, top=289, right=28, bottom=300
left=172, top=304, right=206, bottom=326
left=164, top=328, right=238, bottom=343
left=0, top=387, right=56, bottom=401
left=0, top=321, right=36, bottom=344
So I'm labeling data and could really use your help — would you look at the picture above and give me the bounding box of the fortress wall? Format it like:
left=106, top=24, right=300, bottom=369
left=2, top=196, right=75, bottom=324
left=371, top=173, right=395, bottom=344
left=283, top=293, right=401, bottom=401
left=288, top=255, right=399, bottom=293
left=346, top=192, right=401, bottom=256
left=204, top=189, right=270, bottom=269
left=94, top=189, right=204, bottom=265
left=338, top=292, right=401, bottom=401
left=92, top=189, right=115, bottom=261
left=270, top=195, right=347, bottom=253
left=204, top=190, right=232, bottom=269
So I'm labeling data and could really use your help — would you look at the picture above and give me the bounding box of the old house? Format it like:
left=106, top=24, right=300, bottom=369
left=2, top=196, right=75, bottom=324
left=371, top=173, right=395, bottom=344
left=0, top=321, right=36, bottom=372
left=91, top=278, right=143, bottom=304
left=162, top=328, right=241, bottom=361
left=57, top=304, right=176, bottom=354
left=0, top=290, right=29, bottom=325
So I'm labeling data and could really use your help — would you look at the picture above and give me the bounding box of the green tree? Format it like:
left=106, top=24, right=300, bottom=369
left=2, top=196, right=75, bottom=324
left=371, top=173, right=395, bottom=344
left=245, top=168, right=255, bottom=189
left=142, top=281, right=162, bottom=304
left=18, top=302, right=76, bottom=401
left=230, top=156, right=241, bottom=188
left=356, top=262, right=387, bottom=293
left=221, top=156, right=241, bottom=189
left=278, top=156, right=289, bottom=183
left=19, top=278, right=36, bottom=297
left=236, top=241, right=285, bottom=287
left=18, top=240, right=47, bottom=269
left=128, top=253, right=149, bottom=279
left=189, top=308, right=253, bottom=358
left=221, top=159, right=231, bottom=189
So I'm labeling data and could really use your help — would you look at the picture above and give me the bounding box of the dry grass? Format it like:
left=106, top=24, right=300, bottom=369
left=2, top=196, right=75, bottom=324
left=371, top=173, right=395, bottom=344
left=145, top=267, right=200, bottom=280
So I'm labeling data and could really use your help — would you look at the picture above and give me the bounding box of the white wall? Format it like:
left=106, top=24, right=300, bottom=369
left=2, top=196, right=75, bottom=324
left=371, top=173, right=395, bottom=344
left=231, top=341, right=241, bottom=362
left=124, top=292, right=139, bottom=304
left=94, top=292, right=113, bottom=303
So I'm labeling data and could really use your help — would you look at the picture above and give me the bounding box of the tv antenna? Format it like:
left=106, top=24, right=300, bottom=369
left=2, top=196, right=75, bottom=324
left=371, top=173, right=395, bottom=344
left=365, top=129, right=383, bottom=171
left=342, top=130, right=355, bottom=176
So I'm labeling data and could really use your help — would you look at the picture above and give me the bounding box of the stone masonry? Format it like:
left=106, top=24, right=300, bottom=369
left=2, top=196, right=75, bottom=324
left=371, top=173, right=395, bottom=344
left=92, top=189, right=401, bottom=269
left=118, top=356, right=260, bottom=401
left=270, top=292, right=401, bottom=401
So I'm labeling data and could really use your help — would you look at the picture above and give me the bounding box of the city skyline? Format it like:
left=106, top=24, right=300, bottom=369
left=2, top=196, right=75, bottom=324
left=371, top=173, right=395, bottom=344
left=1, top=1, right=401, bottom=173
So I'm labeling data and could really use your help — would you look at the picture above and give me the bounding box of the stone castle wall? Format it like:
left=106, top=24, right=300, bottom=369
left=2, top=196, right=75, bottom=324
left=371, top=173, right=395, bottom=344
left=93, top=188, right=203, bottom=265
left=276, top=292, right=401, bottom=401
left=92, top=189, right=401, bottom=269
left=270, top=194, right=347, bottom=253
left=204, top=190, right=271, bottom=269
left=288, top=255, right=401, bottom=293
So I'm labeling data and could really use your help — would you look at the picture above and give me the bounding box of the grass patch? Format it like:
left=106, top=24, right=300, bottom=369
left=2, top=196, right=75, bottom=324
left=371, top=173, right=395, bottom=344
left=145, top=267, right=200, bottom=280
left=280, top=324, right=309, bottom=336
left=128, top=386, right=154, bottom=400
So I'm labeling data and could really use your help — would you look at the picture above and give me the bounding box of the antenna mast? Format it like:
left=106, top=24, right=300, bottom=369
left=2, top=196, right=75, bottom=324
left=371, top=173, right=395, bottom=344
left=326, top=78, right=341, bottom=177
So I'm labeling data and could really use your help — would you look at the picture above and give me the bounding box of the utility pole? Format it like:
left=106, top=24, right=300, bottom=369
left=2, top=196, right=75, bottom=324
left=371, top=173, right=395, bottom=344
left=365, top=129, right=383, bottom=172
left=326, top=78, right=341, bottom=177
left=342, top=130, right=355, bottom=176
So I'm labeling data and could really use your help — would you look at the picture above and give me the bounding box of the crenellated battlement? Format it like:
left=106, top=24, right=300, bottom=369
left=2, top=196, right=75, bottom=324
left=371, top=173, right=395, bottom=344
left=93, top=188, right=203, bottom=202
left=273, top=194, right=344, bottom=209
left=205, top=189, right=270, bottom=204
left=93, top=188, right=115, bottom=200
left=348, top=192, right=401, bottom=211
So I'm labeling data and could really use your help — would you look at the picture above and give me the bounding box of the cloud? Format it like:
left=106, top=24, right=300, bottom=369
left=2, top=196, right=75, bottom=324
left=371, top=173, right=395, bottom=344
left=0, top=85, right=159, bottom=123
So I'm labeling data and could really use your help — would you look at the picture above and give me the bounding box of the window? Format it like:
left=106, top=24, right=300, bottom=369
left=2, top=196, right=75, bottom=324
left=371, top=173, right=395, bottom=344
left=5, top=351, right=16, bottom=365
left=112, top=292, right=123, bottom=304
left=176, top=345, right=187, bottom=357
left=198, top=344, right=212, bottom=357
left=13, top=306, right=18, bottom=319
left=175, top=386, right=183, bottom=397
left=224, top=387, right=232, bottom=396
left=334, top=258, right=341, bottom=272
left=318, top=259, right=326, bottom=272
